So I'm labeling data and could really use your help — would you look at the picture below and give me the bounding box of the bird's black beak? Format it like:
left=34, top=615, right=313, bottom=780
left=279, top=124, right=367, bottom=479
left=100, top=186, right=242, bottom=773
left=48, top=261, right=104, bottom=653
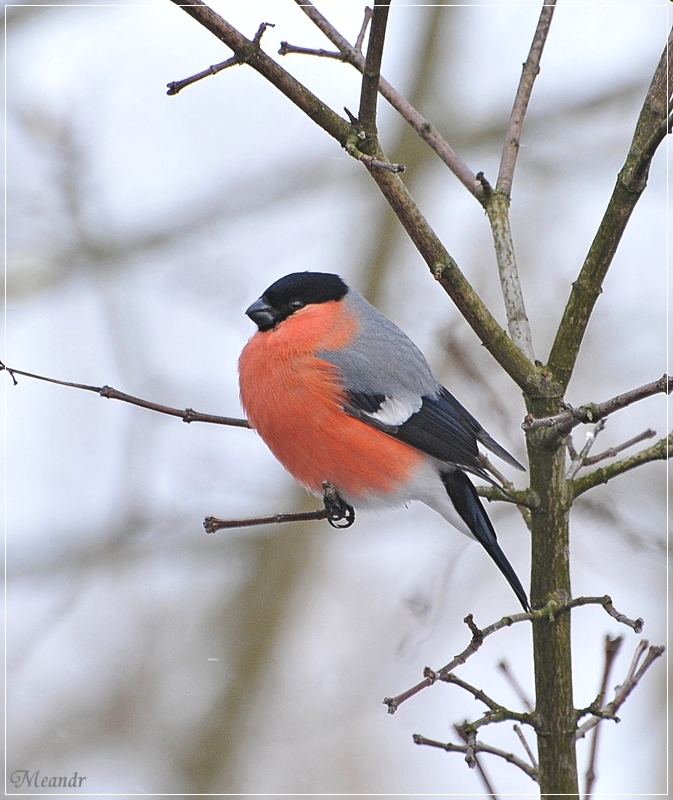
left=245, top=297, right=278, bottom=331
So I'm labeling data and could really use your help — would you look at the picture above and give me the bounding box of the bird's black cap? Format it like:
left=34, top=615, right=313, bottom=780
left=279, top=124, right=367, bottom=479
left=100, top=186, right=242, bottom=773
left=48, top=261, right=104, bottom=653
left=246, top=272, right=348, bottom=331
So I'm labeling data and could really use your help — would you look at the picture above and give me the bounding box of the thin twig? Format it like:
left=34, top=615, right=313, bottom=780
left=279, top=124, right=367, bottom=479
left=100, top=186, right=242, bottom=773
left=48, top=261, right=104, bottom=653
left=439, top=674, right=533, bottom=736
left=477, top=454, right=533, bottom=529
left=383, top=596, right=642, bottom=713
left=353, top=151, right=405, bottom=172
left=569, top=595, right=643, bottom=633
left=566, top=419, right=606, bottom=479
left=170, top=0, right=353, bottom=146
left=456, top=723, right=478, bottom=770
left=584, top=635, right=623, bottom=799
left=570, top=433, right=672, bottom=499
left=454, top=725, right=499, bottom=795
left=0, top=362, right=249, bottom=427
left=292, top=0, right=483, bottom=198
left=583, top=428, right=656, bottom=466
left=496, top=0, right=557, bottom=196
left=166, top=22, right=274, bottom=95
left=623, top=640, right=649, bottom=685
left=576, top=642, right=665, bottom=740
left=513, top=724, right=537, bottom=768
left=204, top=508, right=331, bottom=533
left=167, top=55, right=239, bottom=95
left=204, top=481, right=355, bottom=533
left=522, top=374, right=672, bottom=433
left=277, top=42, right=343, bottom=60
left=412, top=733, right=538, bottom=782
left=354, top=6, right=373, bottom=53
left=565, top=435, right=579, bottom=461
left=477, top=453, right=515, bottom=490
left=481, top=0, right=557, bottom=362
left=498, top=659, right=534, bottom=711
left=476, top=484, right=535, bottom=510
left=441, top=673, right=514, bottom=716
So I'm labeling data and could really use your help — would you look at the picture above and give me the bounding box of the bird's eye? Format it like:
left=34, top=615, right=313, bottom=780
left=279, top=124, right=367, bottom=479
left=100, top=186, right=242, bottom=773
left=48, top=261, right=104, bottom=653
left=289, top=298, right=304, bottom=310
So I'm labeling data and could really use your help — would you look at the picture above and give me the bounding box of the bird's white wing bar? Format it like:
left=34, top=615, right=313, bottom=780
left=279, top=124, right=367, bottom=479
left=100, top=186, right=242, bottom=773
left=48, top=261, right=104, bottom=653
left=364, top=394, right=422, bottom=426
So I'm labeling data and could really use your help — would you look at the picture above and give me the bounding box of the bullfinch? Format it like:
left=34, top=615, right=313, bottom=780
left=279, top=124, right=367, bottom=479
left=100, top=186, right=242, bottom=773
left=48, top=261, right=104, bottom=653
left=238, top=272, right=529, bottom=611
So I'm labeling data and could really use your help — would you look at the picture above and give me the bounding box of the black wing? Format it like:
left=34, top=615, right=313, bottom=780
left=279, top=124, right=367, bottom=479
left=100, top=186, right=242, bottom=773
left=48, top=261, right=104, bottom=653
left=345, top=386, right=524, bottom=481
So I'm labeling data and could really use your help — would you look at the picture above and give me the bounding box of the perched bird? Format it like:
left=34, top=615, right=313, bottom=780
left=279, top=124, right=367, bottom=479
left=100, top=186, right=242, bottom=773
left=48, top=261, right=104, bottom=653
left=238, top=272, right=529, bottom=611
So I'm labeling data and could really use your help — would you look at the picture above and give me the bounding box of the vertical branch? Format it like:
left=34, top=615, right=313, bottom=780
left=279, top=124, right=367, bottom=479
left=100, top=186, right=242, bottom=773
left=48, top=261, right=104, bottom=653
left=584, top=635, right=623, bottom=798
left=357, top=0, right=391, bottom=133
left=496, top=0, right=557, bottom=196
left=482, top=0, right=556, bottom=364
left=484, top=192, right=536, bottom=362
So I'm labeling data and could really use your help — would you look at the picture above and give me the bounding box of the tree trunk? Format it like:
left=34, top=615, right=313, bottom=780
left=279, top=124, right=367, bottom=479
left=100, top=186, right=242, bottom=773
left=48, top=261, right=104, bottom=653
left=528, top=393, right=578, bottom=797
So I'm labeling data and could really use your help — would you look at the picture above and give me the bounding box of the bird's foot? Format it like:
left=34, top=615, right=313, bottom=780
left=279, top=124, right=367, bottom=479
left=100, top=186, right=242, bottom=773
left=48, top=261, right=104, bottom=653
left=321, top=481, right=355, bottom=529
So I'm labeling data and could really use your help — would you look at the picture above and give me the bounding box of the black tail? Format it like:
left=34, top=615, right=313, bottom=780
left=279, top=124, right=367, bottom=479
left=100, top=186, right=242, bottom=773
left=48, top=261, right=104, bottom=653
left=441, top=469, right=529, bottom=612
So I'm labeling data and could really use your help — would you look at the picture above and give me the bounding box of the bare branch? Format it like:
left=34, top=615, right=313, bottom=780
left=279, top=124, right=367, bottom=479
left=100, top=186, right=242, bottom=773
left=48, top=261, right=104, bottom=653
left=357, top=0, right=391, bottom=133
left=479, top=0, right=557, bottom=362
left=584, top=635, right=623, bottom=799
left=565, top=436, right=579, bottom=461
left=363, top=165, right=538, bottom=390
left=483, top=192, right=536, bottom=361
left=167, top=54, right=239, bottom=95
left=496, top=0, right=557, bottom=196
left=204, top=481, right=355, bottom=533
left=454, top=725, right=500, bottom=795
left=277, top=42, right=343, bottom=60
left=441, top=673, right=529, bottom=722
left=166, top=22, right=274, bottom=95
left=522, top=374, right=672, bottom=434
left=0, top=362, right=249, bottom=428
left=437, top=676, right=533, bottom=758
left=169, top=1, right=535, bottom=389
left=568, top=595, right=643, bottom=633
left=476, top=483, right=535, bottom=508
left=583, top=428, right=656, bottom=466
left=292, top=0, right=483, bottom=198
left=170, top=0, right=353, bottom=146
left=498, top=659, right=534, bottom=711
left=413, top=733, right=538, bottom=782
left=383, top=596, right=642, bottom=713
left=475, top=455, right=534, bottom=528
left=513, top=724, right=538, bottom=768
left=457, top=723, right=478, bottom=769
left=547, top=29, right=673, bottom=389
left=354, top=6, right=373, bottom=53
left=566, top=419, right=606, bottom=479
left=570, top=433, right=672, bottom=499
left=576, top=642, right=665, bottom=740
left=204, top=508, right=331, bottom=533
left=347, top=149, right=405, bottom=172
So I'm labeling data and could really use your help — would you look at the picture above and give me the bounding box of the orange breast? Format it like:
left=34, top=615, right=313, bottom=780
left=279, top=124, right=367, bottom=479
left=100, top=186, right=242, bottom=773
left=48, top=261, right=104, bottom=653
left=238, top=301, right=422, bottom=500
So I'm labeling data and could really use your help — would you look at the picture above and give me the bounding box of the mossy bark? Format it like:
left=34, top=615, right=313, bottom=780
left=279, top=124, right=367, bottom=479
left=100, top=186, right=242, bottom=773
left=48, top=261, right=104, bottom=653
left=527, top=392, right=578, bottom=796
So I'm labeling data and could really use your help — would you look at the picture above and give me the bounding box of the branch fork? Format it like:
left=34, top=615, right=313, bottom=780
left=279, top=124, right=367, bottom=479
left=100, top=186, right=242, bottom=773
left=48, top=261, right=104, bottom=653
left=384, top=595, right=645, bottom=714
left=166, top=21, right=275, bottom=96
